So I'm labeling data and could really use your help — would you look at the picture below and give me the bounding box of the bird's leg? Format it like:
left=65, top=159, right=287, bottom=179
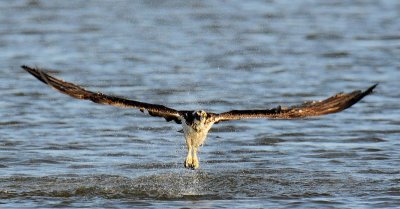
left=192, top=146, right=200, bottom=169
left=184, top=141, right=193, bottom=169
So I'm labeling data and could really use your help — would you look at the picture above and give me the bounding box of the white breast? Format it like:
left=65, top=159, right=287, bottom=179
left=181, top=118, right=214, bottom=147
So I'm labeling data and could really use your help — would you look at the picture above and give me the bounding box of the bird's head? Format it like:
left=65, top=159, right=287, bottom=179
left=190, top=110, right=208, bottom=130
left=185, top=110, right=209, bottom=130
left=194, top=110, right=207, bottom=121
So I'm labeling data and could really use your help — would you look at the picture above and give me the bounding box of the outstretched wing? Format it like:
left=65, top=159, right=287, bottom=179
left=214, top=84, right=377, bottom=122
left=22, top=65, right=183, bottom=124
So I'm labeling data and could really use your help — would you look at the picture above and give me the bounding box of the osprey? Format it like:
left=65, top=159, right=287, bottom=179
left=22, top=65, right=377, bottom=169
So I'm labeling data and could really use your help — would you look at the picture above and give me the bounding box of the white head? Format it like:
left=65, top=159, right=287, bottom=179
left=194, top=110, right=207, bottom=123
left=184, top=110, right=210, bottom=131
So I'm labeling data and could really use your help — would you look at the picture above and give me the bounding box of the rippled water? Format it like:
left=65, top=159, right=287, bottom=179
left=1, top=0, right=400, bottom=208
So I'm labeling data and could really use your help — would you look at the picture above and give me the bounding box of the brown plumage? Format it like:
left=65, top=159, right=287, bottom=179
left=22, top=65, right=184, bottom=124
left=22, top=65, right=377, bottom=169
left=214, top=84, right=377, bottom=122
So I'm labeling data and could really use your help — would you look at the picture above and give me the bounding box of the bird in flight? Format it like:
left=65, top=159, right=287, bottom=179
left=22, top=65, right=377, bottom=169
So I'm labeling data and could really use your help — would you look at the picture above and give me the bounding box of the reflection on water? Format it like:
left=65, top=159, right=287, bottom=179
left=1, top=0, right=400, bottom=208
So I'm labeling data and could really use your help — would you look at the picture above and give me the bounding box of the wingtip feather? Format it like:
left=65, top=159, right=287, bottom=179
left=365, top=83, right=378, bottom=95
left=21, top=65, right=49, bottom=84
left=21, top=65, right=33, bottom=72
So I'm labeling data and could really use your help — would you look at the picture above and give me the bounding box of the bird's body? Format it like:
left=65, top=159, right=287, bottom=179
left=181, top=111, right=215, bottom=168
left=182, top=113, right=213, bottom=148
left=22, top=65, right=377, bottom=169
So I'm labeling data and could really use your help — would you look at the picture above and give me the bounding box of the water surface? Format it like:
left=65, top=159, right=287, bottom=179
left=1, top=0, right=399, bottom=208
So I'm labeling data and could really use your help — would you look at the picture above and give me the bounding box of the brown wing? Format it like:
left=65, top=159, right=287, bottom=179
left=214, top=84, right=377, bottom=122
left=22, top=65, right=183, bottom=124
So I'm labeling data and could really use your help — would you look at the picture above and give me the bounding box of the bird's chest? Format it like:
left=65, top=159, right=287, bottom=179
left=181, top=120, right=213, bottom=147
left=183, top=123, right=207, bottom=138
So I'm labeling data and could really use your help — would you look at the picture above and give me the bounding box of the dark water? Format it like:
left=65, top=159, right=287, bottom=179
left=1, top=0, right=400, bottom=208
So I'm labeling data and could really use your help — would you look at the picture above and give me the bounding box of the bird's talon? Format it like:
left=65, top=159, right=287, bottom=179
left=184, top=159, right=199, bottom=169
left=192, top=159, right=199, bottom=169
left=184, top=158, right=192, bottom=168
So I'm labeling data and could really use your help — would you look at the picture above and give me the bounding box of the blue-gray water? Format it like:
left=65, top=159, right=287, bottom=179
left=1, top=0, right=400, bottom=208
